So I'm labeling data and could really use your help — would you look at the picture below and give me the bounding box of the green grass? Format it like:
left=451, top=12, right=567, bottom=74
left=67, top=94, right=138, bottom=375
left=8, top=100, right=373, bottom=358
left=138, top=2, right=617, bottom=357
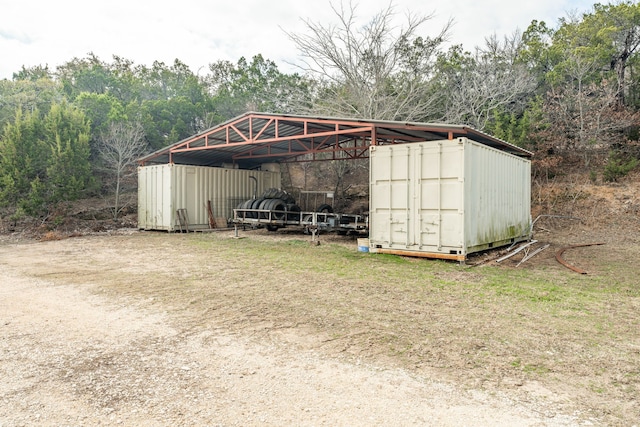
left=190, top=232, right=639, bottom=309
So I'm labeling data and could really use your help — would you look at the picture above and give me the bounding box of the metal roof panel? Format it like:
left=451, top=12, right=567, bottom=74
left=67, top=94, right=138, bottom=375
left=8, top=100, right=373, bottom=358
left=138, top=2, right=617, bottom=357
left=138, top=112, right=532, bottom=167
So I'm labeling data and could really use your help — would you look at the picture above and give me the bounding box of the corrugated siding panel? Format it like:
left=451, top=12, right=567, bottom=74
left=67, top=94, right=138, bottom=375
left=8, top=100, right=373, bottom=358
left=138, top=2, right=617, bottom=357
left=138, top=164, right=281, bottom=231
left=463, top=140, right=531, bottom=252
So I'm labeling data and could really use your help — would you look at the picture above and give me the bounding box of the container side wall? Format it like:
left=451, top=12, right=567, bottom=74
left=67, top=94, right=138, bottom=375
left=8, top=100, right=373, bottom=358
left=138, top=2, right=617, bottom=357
left=464, top=140, right=531, bottom=252
left=138, top=164, right=281, bottom=231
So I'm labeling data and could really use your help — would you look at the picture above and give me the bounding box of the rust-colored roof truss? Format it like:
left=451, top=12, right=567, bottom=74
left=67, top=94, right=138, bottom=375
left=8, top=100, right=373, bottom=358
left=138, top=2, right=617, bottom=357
left=138, top=112, right=531, bottom=168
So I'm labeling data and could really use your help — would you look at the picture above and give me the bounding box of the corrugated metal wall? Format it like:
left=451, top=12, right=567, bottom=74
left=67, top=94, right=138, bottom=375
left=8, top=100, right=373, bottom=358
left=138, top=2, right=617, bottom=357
left=369, top=138, right=530, bottom=259
left=138, top=164, right=173, bottom=230
left=138, top=164, right=281, bottom=231
left=463, top=140, right=531, bottom=253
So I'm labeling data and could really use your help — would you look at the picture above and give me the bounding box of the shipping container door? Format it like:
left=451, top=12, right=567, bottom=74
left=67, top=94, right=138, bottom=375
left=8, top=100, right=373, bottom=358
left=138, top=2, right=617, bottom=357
left=370, top=141, right=464, bottom=253
left=413, top=141, right=464, bottom=252
left=370, top=144, right=413, bottom=247
left=415, top=143, right=441, bottom=249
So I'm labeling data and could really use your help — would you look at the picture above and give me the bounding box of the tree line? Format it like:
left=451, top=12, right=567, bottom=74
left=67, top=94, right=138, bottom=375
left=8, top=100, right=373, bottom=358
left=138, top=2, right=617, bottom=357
left=1, top=1, right=639, bottom=222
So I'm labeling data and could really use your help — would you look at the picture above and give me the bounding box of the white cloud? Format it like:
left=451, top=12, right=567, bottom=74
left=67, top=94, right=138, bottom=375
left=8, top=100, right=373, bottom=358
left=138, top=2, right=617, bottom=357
left=0, top=0, right=595, bottom=79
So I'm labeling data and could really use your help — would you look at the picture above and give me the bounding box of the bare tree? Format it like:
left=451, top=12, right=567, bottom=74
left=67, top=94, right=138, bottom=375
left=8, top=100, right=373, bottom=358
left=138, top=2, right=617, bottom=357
left=438, top=32, right=537, bottom=130
left=285, top=1, right=452, bottom=121
left=98, top=122, right=147, bottom=220
left=544, top=78, right=638, bottom=165
left=551, top=50, right=600, bottom=149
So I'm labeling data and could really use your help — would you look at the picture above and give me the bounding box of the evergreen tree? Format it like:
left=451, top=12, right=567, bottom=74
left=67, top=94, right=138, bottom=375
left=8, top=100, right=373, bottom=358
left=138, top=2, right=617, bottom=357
left=0, top=103, right=94, bottom=217
left=43, top=102, right=95, bottom=204
left=0, top=109, right=47, bottom=215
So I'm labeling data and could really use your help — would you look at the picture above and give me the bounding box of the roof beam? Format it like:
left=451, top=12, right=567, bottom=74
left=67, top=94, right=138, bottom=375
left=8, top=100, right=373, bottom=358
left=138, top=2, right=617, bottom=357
left=169, top=125, right=374, bottom=154
left=137, top=112, right=533, bottom=166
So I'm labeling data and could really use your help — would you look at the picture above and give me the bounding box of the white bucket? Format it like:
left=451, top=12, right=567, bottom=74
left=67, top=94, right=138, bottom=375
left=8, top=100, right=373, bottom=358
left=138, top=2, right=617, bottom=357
left=357, top=238, right=370, bottom=253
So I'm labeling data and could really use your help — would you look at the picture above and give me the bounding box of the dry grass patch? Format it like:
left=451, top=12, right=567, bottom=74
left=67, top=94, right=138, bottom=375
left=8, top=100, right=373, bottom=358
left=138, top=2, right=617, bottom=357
left=4, top=230, right=639, bottom=424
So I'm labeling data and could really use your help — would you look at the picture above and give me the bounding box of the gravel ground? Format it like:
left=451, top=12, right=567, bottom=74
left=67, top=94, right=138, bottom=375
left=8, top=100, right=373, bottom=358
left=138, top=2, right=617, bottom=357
left=0, top=236, right=591, bottom=426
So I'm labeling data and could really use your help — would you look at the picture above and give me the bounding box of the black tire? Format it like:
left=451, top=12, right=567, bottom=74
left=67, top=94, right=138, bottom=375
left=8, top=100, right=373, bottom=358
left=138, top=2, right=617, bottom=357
left=271, top=199, right=287, bottom=220
left=240, top=199, right=254, bottom=219
left=249, top=198, right=265, bottom=218
left=261, top=188, right=296, bottom=205
left=286, top=204, right=302, bottom=221
left=261, top=188, right=281, bottom=199
left=316, top=204, right=333, bottom=213
left=258, top=198, right=273, bottom=219
left=262, top=188, right=278, bottom=199
left=258, top=198, right=285, bottom=220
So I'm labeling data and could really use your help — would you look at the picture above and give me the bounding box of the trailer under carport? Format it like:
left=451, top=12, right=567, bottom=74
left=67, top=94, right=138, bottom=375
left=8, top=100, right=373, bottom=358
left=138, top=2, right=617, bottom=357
left=138, top=112, right=533, bottom=260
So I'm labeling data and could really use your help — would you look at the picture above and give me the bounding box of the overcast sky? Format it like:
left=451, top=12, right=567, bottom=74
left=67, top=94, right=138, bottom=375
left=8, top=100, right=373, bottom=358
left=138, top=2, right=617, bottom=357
left=1, top=0, right=596, bottom=80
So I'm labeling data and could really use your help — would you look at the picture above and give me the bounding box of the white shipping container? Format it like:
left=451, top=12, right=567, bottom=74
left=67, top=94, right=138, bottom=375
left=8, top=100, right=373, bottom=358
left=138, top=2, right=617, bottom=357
left=138, top=164, right=281, bottom=231
left=369, top=138, right=531, bottom=261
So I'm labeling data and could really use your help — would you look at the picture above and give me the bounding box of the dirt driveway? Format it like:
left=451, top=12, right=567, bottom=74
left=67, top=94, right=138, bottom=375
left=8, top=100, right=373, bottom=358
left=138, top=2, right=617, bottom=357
left=0, top=231, right=612, bottom=426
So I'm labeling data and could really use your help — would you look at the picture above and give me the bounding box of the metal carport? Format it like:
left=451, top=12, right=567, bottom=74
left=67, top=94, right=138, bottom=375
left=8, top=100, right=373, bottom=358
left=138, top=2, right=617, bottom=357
left=138, top=112, right=533, bottom=260
left=138, top=112, right=532, bottom=167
